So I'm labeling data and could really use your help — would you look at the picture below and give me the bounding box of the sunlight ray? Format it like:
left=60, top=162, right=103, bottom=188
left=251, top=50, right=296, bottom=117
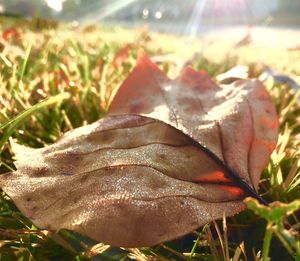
left=78, top=0, right=138, bottom=22
left=184, top=0, right=208, bottom=37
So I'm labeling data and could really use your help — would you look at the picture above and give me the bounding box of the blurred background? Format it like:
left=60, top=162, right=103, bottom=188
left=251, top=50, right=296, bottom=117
left=0, top=0, right=299, bottom=25
left=0, top=0, right=299, bottom=42
left=0, top=0, right=300, bottom=74
left=0, top=0, right=299, bottom=49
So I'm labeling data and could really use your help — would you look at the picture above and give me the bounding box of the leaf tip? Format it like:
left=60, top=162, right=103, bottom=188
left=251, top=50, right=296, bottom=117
left=136, top=48, right=154, bottom=66
left=178, top=67, right=218, bottom=91
left=137, top=48, right=147, bottom=61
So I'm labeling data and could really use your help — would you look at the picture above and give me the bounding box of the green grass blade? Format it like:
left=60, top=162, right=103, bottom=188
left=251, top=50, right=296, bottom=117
left=187, top=233, right=202, bottom=261
left=187, top=224, right=208, bottom=261
left=19, top=44, right=32, bottom=81
left=0, top=93, right=70, bottom=151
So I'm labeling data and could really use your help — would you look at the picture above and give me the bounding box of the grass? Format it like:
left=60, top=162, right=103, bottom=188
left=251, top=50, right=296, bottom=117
left=0, top=17, right=299, bottom=260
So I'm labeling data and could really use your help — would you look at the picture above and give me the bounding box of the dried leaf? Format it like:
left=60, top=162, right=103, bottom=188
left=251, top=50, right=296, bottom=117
left=112, top=44, right=131, bottom=68
left=0, top=55, right=279, bottom=247
left=0, top=115, right=246, bottom=246
left=2, top=27, right=20, bottom=41
left=110, top=54, right=279, bottom=190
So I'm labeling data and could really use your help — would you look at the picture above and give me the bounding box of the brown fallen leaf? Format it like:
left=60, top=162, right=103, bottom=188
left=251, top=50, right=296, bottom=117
left=112, top=43, right=132, bottom=68
left=0, top=54, right=278, bottom=247
left=2, top=27, right=20, bottom=41
left=110, top=54, right=279, bottom=190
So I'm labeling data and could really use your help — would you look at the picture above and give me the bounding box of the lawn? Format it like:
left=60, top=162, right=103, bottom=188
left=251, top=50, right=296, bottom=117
left=0, top=17, right=299, bottom=260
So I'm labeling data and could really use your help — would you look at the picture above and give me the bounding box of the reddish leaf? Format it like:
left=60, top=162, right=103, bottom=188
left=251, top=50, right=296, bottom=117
left=110, top=54, right=279, bottom=190
left=112, top=44, right=131, bottom=68
left=0, top=55, right=278, bottom=247
left=53, top=70, right=69, bottom=87
left=2, top=27, right=20, bottom=41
